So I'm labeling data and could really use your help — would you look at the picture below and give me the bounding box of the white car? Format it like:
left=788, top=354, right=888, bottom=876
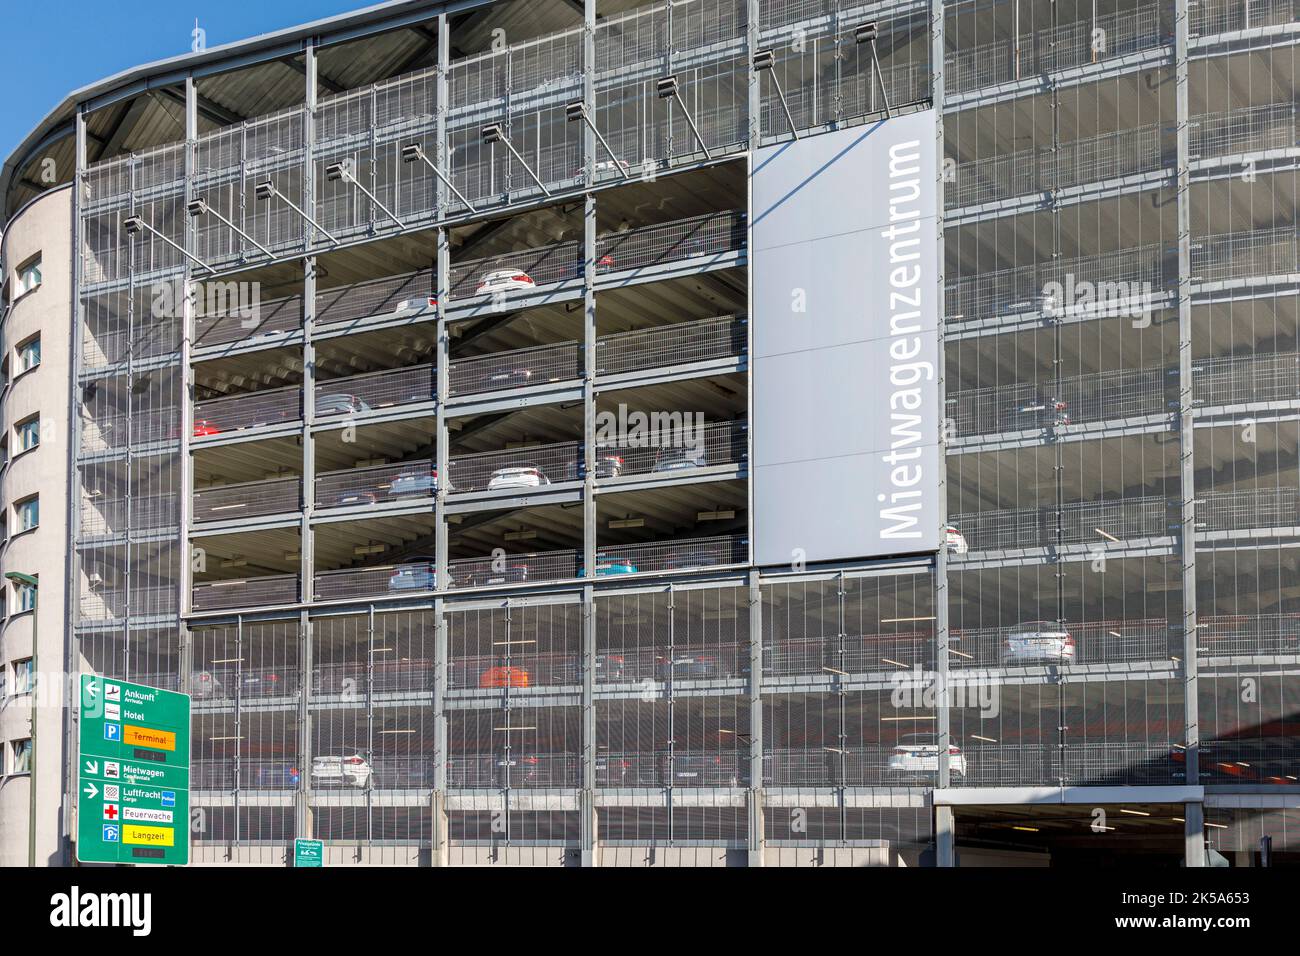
left=886, top=734, right=967, bottom=780
left=487, top=466, right=550, bottom=491
left=310, top=754, right=372, bottom=788
left=1001, top=622, right=1075, bottom=665
left=945, top=525, right=969, bottom=554
left=475, top=269, right=536, bottom=295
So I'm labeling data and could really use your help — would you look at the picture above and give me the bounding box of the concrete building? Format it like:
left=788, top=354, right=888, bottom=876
left=0, top=0, right=1296, bottom=866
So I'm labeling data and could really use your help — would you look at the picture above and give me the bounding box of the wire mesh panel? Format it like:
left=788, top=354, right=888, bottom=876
left=194, top=385, right=302, bottom=433
left=447, top=705, right=581, bottom=789
left=192, top=574, right=300, bottom=611
left=449, top=549, right=580, bottom=589
left=446, top=341, right=582, bottom=397
left=597, top=315, right=747, bottom=375
left=951, top=495, right=1172, bottom=551
left=1190, top=0, right=1299, bottom=35
left=194, top=291, right=303, bottom=350
left=1196, top=488, right=1300, bottom=532
left=1198, top=613, right=1300, bottom=657
left=1190, top=101, right=1298, bottom=159
left=446, top=440, right=583, bottom=492
left=589, top=419, right=747, bottom=477
left=448, top=601, right=582, bottom=690
left=1192, top=352, right=1300, bottom=406
left=1193, top=226, right=1300, bottom=283
left=596, top=589, right=674, bottom=685
left=316, top=458, right=438, bottom=508
left=315, top=363, right=436, bottom=413
left=193, top=477, right=301, bottom=522
left=600, top=534, right=748, bottom=574
left=316, top=268, right=436, bottom=328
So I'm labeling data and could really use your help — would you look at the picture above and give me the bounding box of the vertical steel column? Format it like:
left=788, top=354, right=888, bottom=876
left=931, top=0, right=955, bottom=868
left=301, top=41, right=319, bottom=601
left=296, top=42, right=320, bottom=846
left=581, top=585, right=598, bottom=865
left=582, top=0, right=597, bottom=579
left=747, top=570, right=764, bottom=866
left=580, top=0, right=600, bottom=867
left=179, top=76, right=198, bottom=632
left=435, top=16, right=451, bottom=592
left=432, top=597, right=449, bottom=865
left=1175, top=0, right=1203, bottom=866
left=65, top=104, right=90, bottom=865
left=297, top=610, right=313, bottom=840
left=744, top=0, right=758, bottom=570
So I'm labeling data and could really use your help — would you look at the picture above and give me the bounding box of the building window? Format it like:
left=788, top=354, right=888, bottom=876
left=15, top=495, right=38, bottom=532
left=17, top=257, right=41, bottom=295
left=12, top=738, right=32, bottom=774
left=15, top=335, right=40, bottom=374
left=13, top=659, right=33, bottom=695
left=15, top=583, right=36, bottom=612
left=16, top=415, right=39, bottom=453
left=0, top=665, right=6, bottom=699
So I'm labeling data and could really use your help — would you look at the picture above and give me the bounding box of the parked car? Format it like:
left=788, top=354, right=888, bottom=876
left=487, top=466, right=550, bottom=491
left=479, top=665, right=531, bottom=688
left=193, top=419, right=221, bottom=438
left=475, top=269, right=536, bottom=295
left=594, top=653, right=627, bottom=682
left=580, top=559, right=639, bottom=577
left=1007, top=392, right=1070, bottom=430
left=886, top=733, right=967, bottom=780
left=393, top=296, right=437, bottom=314
left=316, top=393, right=371, bottom=416
left=464, top=564, right=531, bottom=587
left=653, top=446, right=708, bottom=472
left=388, top=559, right=437, bottom=592
left=229, top=669, right=286, bottom=698
left=1000, top=622, right=1076, bottom=665
left=595, top=753, right=633, bottom=786
left=190, top=669, right=225, bottom=699
left=665, top=753, right=744, bottom=787
left=311, top=754, right=372, bottom=788
left=570, top=253, right=616, bottom=277
left=487, top=367, right=534, bottom=388
left=389, top=466, right=441, bottom=497
left=564, top=454, right=625, bottom=481
left=658, top=652, right=723, bottom=680
left=945, top=525, right=969, bottom=554
left=335, top=490, right=378, bottom=507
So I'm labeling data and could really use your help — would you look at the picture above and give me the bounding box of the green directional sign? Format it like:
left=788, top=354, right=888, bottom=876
left=294, top=838, right=324, bottom=867
left=77, top=674, right=191, bottom=866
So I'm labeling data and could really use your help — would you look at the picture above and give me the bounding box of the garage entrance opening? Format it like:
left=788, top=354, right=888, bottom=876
left=953, top=803, right=1186, bottom=866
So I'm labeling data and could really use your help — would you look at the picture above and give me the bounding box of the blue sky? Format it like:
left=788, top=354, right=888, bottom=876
left=1, top=0, right=370, bottom=159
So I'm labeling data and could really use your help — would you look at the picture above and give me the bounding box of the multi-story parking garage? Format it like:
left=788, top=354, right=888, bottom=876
left=0, top=0, right=1296, bottom=866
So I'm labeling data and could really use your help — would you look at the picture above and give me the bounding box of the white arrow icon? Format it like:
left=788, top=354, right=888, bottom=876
left=84, top=760, right=99, bottom=775
left=84, top=782, right=99, bottom=800
left=85, top=681, right=99, bottom=699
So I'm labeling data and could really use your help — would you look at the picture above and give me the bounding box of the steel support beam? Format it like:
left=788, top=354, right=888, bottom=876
left=747, top=569, right=765, bottom=866
left=1175, top=0, right=1202, bottom=865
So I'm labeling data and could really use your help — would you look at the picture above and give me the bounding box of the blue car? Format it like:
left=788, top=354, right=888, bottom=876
left=580, top=559, right=639, bottom=577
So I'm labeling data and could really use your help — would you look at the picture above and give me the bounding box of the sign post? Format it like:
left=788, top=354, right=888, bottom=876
left=77, top=674, right=191, bottom=865
left=294, top=838, right=324, bottom=867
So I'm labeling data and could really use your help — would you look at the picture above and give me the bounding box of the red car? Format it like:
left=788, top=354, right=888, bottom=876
left=193, top=419, right=220, bottom=437
left=479, top=666, right=530, bottom=688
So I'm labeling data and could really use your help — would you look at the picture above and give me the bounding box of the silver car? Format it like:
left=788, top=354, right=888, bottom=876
left=1000, top=622, right=1076, bottom=665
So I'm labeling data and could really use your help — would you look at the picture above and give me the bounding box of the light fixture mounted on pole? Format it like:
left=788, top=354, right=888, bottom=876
left=400, top=143, right=478, bottom=213
left=753, top=50, right=799, bottom=140
left=186, top=197, right=276, bottom=260
left=853, top=21, right=892, bottom=119
left=324, top=160, right=406, bottom=230
left=565, top=101, right=633, bottom=181
left=480, top=124, right=552, bottom=198
left=656, top=74, right=713, bottom=160
left=122, top=215, right=214, bottom=273
left=254, top=180, right=338, bottom=245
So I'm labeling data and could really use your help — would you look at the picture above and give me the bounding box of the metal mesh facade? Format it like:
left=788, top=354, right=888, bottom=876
left=55, top=0, right=1300, bottom=864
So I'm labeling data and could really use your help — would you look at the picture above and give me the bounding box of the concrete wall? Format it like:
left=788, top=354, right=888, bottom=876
left=0, top=185, right=73, bottom=867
